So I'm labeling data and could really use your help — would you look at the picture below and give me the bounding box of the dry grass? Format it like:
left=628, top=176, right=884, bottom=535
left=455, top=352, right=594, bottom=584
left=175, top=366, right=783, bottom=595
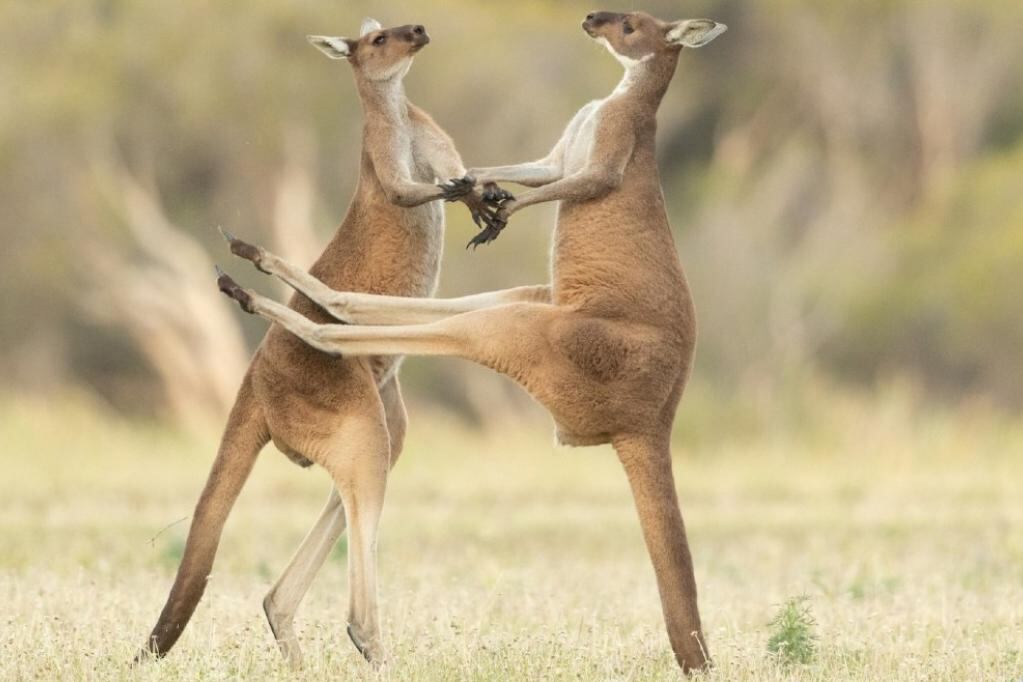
left=1, top=391, right=1022, bottom=681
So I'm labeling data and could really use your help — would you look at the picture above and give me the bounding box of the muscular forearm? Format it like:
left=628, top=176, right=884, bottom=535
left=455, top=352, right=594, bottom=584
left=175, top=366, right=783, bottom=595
left=471, top=162, right=562, bottom=187
left=509, top=169, right=622, bottom=211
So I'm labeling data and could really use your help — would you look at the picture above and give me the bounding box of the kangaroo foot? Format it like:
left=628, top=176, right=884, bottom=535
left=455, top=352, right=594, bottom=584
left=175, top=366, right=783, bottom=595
left=347, top=623, right=386, bottom=667
left=216, top=266, right=255, bottom=314
left=218, top=226, right=270, bottom=274
left=264, top=595, right=304, bottom=670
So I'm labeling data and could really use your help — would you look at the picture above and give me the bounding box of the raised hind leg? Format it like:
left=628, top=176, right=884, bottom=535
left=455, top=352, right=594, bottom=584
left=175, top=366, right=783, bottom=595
left=219, top=230, right=549, bottom=325
left=216, top=269, right=558, bottom=363
left=613, top=433, right=709, bottom=673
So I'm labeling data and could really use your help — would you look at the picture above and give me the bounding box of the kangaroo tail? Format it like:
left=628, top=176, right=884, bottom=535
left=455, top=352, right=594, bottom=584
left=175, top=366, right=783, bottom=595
left=138, top=372, right=270, bottom=659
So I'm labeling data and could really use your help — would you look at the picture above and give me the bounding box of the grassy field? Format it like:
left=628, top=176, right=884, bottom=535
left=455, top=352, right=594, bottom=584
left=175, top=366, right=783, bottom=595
left=2, top=391, right=1022, bottom=681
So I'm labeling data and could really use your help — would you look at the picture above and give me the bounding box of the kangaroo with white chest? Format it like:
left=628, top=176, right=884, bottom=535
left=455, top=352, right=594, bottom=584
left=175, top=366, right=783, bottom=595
left=136, top=18, right=507, bottom=667
left=215, top=11, right=726, bottom=673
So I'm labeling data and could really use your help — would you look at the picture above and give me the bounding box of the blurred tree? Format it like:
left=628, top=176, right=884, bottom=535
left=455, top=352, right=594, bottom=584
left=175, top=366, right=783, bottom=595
left=831, top=140, right=1023, bottom=405
left=81, top=156, right=250, bottom=429
left=1, top=0, right=1022, bottom=425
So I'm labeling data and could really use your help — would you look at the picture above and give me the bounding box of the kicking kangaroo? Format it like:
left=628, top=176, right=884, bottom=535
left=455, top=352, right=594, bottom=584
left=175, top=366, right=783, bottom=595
left=215, top=11, right=727, bottom=672
left=137, top=18, right=506, bottom=665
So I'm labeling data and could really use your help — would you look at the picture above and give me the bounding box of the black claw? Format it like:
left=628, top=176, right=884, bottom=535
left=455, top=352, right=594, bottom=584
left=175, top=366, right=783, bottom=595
left=465, top=204, right=508, bottom=249
left=215, top=267, right=255, bottom=314
left=465, top=224, right=503, bottom=250
left=439, top=174, right=476, bottom=202
left=221, top=230, right=270, bottom=275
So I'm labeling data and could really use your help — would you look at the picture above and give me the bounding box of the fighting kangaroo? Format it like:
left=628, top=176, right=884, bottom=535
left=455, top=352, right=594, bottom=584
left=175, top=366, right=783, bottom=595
left=215, top=11, right=726, bottom=673
left=137, top=18, right=506, bottom=665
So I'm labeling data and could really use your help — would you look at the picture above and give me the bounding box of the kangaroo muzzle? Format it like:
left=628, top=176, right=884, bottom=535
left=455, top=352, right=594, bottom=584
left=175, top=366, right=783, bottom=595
left=405, top=24, right=430, bottom=51
left=582, top=12, right=623, bottom=36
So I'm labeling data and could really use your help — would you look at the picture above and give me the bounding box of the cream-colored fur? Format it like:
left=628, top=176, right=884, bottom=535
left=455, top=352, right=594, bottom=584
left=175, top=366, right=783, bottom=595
left=215, top=11, right=726, bottom=674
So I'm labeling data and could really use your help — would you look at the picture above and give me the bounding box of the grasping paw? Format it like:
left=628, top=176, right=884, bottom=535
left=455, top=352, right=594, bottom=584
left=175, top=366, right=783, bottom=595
left=481, top=182, right=514, bottom=206
left=461, top=191, right=506, bottom=234
left=438, top=174, right=476, bottom=202
left=466, top=224, right=503, bottom=250
left=216, top=266, right=255, bottom=314
left=465, top=206, right=509, bottom=250
left=218, top=226, right=270, bottom=275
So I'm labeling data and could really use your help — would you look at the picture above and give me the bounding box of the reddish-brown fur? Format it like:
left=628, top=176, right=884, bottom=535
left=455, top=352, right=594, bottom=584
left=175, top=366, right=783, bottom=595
left=138, top=19, right=500, bottom=665
left=214, top=11, right=727, bottom=673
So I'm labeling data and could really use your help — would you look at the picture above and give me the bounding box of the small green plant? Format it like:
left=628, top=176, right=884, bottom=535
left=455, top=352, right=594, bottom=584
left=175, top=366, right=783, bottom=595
left=158, top=536, right=186, bottom=568
left=767, top=596, right=817, bottom=666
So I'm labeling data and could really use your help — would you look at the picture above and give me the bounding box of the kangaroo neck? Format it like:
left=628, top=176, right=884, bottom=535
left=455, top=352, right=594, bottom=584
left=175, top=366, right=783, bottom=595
left=356, top=77, right=410, bottom=125
left=611, top=50, right=679, bottom=114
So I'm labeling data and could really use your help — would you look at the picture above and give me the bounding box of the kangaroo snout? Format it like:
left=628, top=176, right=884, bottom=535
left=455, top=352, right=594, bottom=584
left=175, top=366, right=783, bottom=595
left=407, top=24, right=430, bottom=49
left=582, top=11, right=618, bottom=35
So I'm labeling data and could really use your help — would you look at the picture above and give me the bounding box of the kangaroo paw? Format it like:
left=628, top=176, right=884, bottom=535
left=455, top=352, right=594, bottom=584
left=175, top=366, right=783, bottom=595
left=216, top=266, right=255, bottom=314
left=481, top=182, right=514, bottom=205
left=438, top=174, right=476, bottom=202
left=466, top=206, right=508, bottom=250
left=466, top=224, right=503, bottom=250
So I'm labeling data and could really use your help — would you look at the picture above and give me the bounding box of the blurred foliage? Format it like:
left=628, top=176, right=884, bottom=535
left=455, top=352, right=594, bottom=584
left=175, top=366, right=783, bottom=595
left=831, top=140, right=1023, bottom=405
left=1, top=0, right=1022, bottom=425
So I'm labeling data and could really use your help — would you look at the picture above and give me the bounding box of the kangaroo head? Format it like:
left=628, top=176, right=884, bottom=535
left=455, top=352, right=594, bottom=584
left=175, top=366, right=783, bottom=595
left=307, top=18, right=430, bottom=82
left=582, top=11, right=726, bottom=65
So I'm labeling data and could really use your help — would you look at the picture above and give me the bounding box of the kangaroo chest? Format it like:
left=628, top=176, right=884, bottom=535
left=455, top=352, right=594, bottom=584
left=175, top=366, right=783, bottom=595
left=395, top=131, right=435, bottom=183
left=562, top=100, right=605, bottom=176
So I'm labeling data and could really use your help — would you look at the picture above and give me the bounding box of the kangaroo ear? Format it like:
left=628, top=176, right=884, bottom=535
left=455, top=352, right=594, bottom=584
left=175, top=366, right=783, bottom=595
left=360, top=17, right=383, bottom=37
left=307, top=35, right=355, bottom=59
left=666, top=19, right=727, bottom=48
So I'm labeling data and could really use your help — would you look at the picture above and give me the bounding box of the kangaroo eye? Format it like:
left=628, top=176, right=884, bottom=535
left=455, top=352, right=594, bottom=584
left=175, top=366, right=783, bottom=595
left=373, top=35, right=386, bottom=46
left=623, top=22, right=635, bottom=35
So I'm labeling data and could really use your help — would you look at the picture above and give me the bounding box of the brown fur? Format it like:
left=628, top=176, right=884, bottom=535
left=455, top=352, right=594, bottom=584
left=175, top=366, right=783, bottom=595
left=202, top=11, right=726, bottom=675
left=138, top=20, right=498, bottom=665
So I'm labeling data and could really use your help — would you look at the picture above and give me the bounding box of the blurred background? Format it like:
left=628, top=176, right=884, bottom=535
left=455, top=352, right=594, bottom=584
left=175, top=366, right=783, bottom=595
left=2, top=0, right=1022, bottom=438
left=4, top=0, right=1023, bottom=442
left=2, top=2, right=1023, bottom=679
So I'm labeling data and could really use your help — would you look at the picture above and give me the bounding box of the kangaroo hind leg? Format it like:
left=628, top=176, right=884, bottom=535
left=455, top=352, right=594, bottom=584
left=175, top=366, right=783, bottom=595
left=613, top=433, right=709, bottom=673
left=324, top=405, right=392, bottom=665
left=262, top=376, right=407, bottom=668
left=263, top=486, right=346, bottom=668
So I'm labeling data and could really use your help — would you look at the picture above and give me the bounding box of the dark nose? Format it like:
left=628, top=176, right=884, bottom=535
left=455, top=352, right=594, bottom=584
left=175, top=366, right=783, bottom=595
left=412, top=25, right=425, bottom=35
left=583, top=12, right=616, bottom=29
